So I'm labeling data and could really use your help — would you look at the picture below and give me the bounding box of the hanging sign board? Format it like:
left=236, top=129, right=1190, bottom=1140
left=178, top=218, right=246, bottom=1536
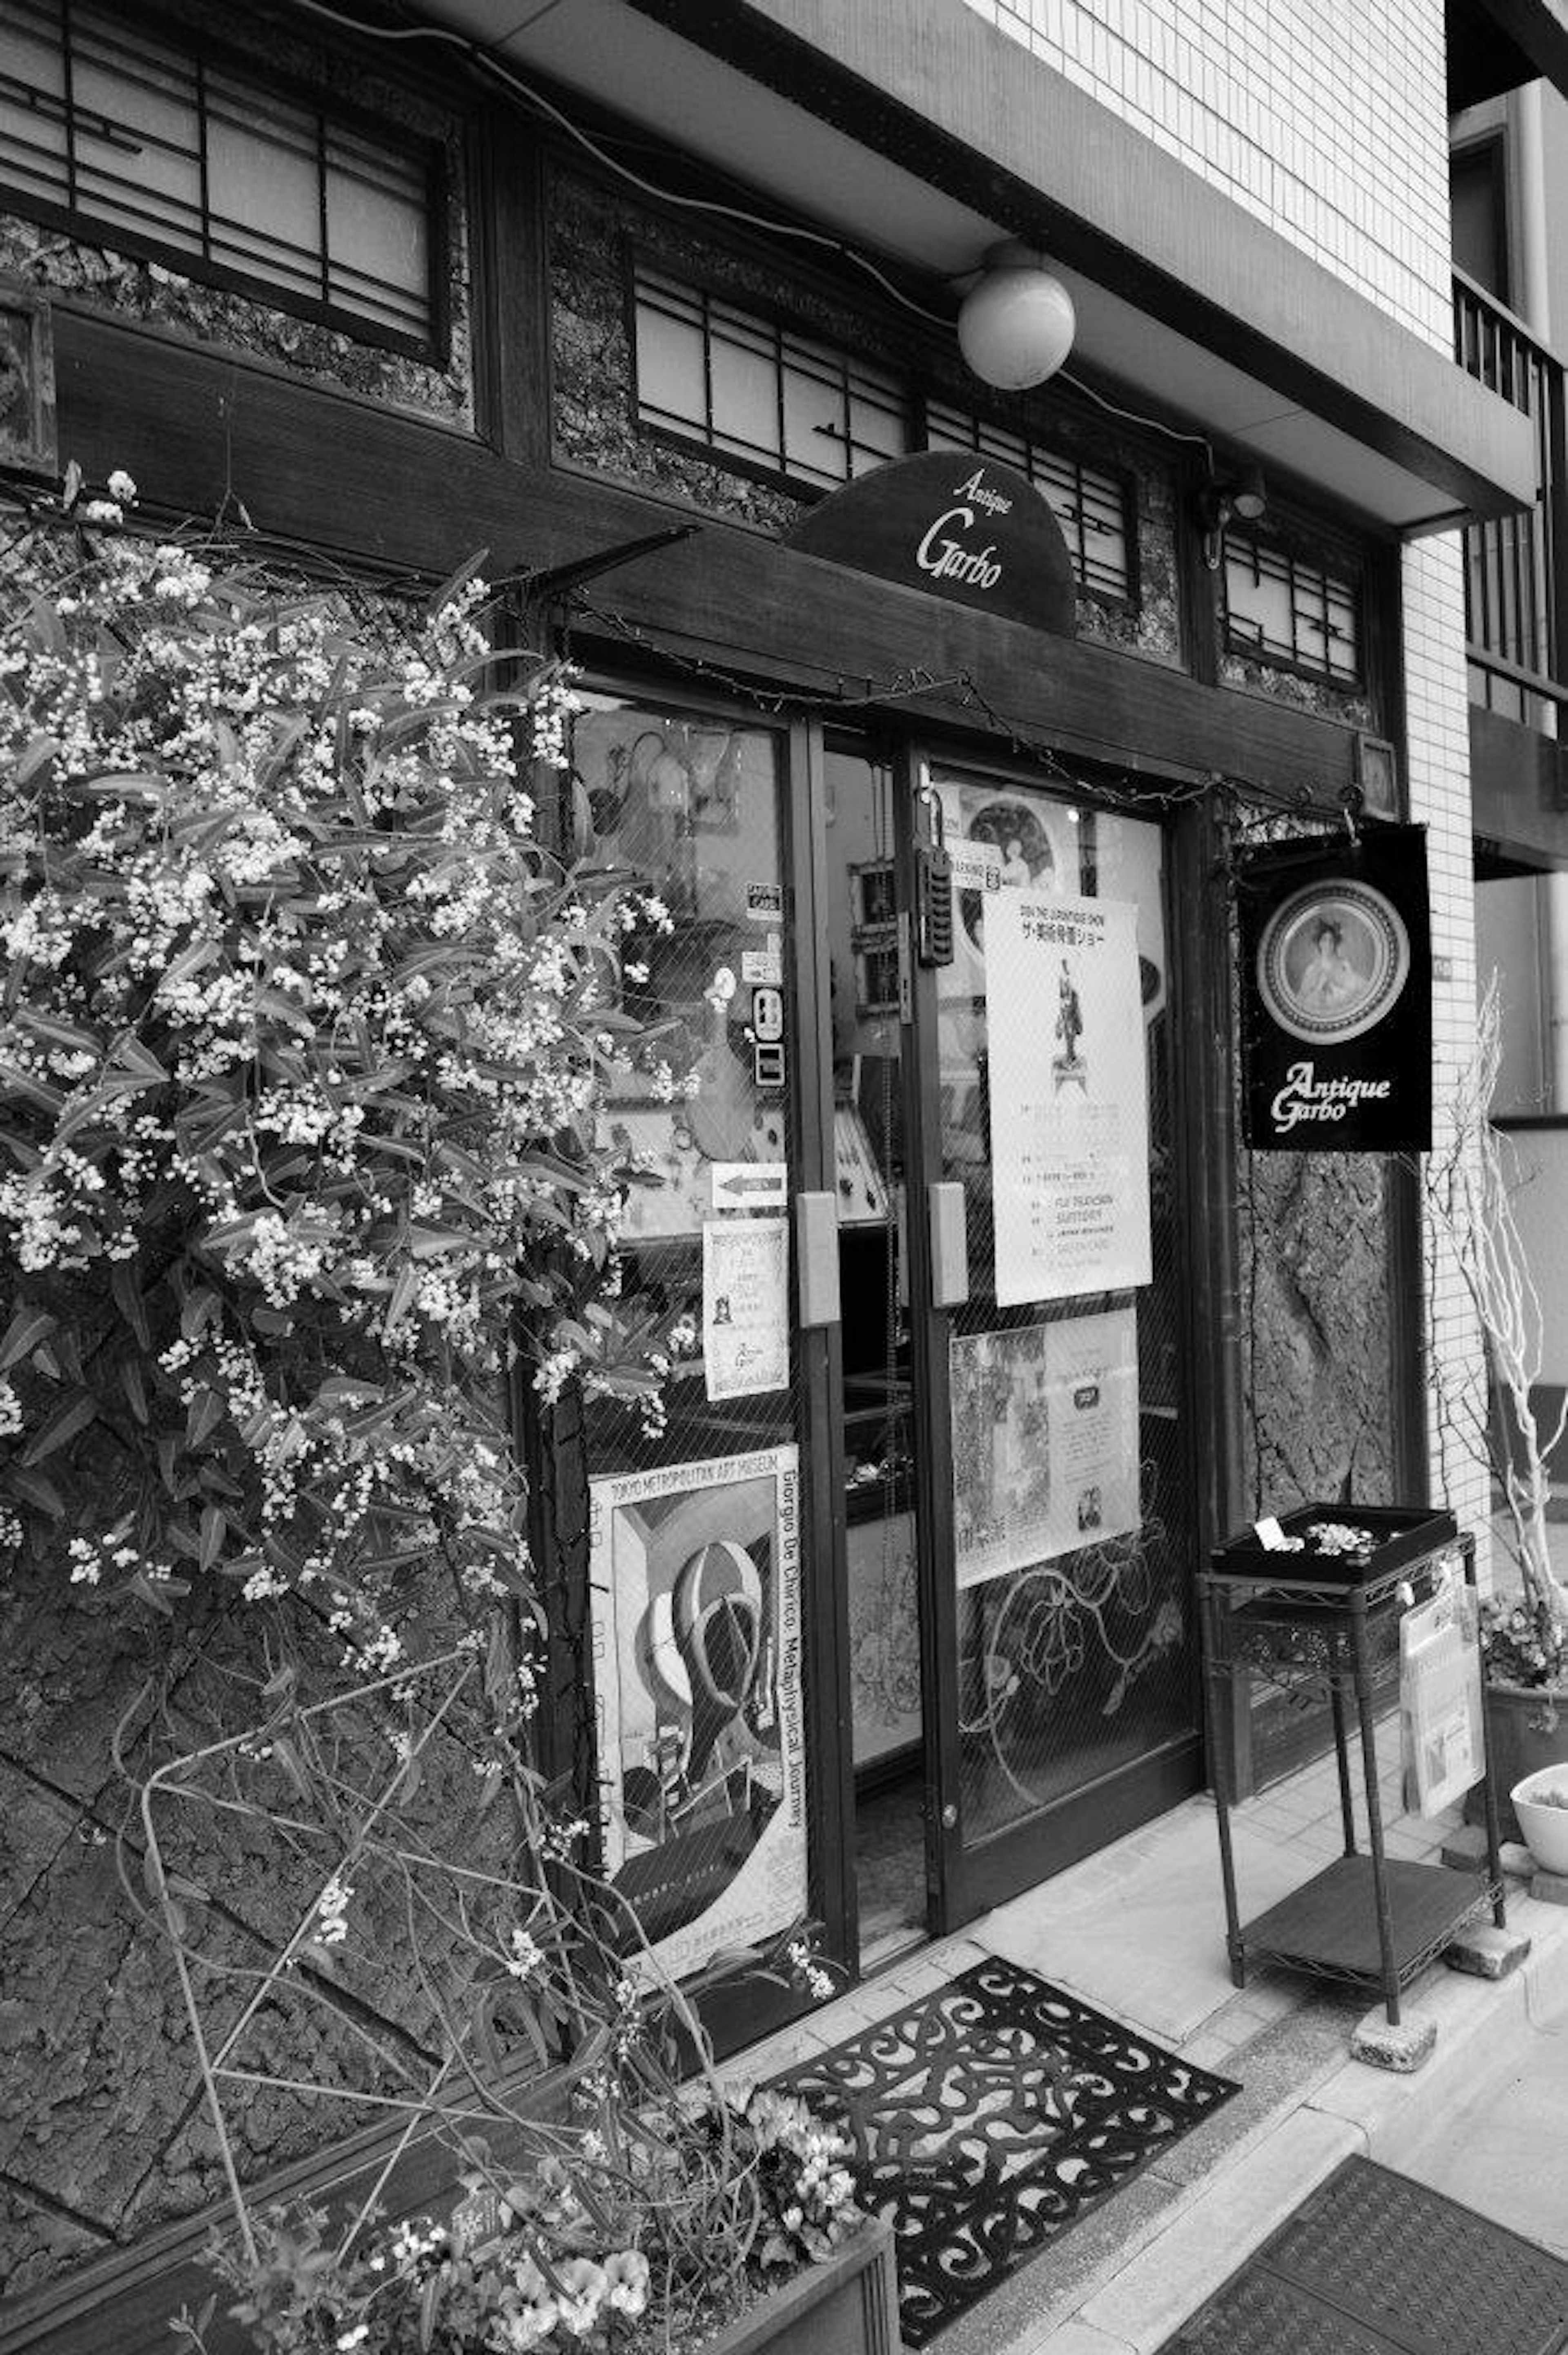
left=785, top=453, right=1077, bottom=636
left=1237, top=825, right=1431, bottom=1152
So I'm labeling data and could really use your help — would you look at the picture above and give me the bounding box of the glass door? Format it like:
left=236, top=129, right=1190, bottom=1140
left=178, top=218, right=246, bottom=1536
left=567, top=691, right=823, bottom=2007
left=915, top=760, right=1202, bottom=1924
left=819, top=737, right=927, bottom=1967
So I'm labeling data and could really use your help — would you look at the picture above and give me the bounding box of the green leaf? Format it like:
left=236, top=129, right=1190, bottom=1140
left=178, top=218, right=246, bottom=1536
left=118, top=1358, right=149, bottom=1425
left=24, top=591, right=65, bottom=655
left=407, top=1225, right=474, bottom=1260
left=9, top=1468, right=63, bottom=1518
left=54, top=1073, right=163, bottom=1146
left=185, top=1387, right=226, bottom=1451
left=111, top=1259, right=151, bottom=1349
left=0, top=1303, right=57, bottom=1373
left=14, top=1008, right=100, bottom=1057
left=107, top=1035, right=168, bottom=1083
left=19, top=1391, right=96, bottom=1465
left=198, top=1504, right=226, bottom=1571
left=16, top=733, right=58, bottom=786
left=156, top=939, right=219, bottom=995
left=383, top=1262, right=421, bottom=1337
left=425, top=548, right=489, bottom=622
left=418, top=2270, right=444, bottom=2354
left=179, top=1288, right=219, bottom=1342
left=0, top=1060, right=65, bottom=1113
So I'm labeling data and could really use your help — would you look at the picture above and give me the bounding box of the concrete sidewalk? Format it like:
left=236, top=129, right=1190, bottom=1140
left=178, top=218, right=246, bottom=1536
left=730, top=1699, right=1568, bottom=2355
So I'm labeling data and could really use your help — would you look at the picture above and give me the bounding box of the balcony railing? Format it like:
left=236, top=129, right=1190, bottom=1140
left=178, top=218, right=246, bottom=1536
left=1454, top=268, right=1568, bottom=731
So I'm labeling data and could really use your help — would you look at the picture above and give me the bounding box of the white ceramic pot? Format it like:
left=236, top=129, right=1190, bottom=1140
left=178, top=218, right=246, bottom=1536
left=1510, top=1764, right=1568, bottom=1875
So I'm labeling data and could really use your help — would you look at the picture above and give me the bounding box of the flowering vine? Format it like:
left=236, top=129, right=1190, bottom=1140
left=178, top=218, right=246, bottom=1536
left=0, top=472, right=684, bottom=1647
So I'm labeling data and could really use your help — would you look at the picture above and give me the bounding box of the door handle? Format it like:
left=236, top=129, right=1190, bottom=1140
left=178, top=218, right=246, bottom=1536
left=929, top=1182, right=969, bottom=1309
left=795, top=1191, right=841, bottom=1329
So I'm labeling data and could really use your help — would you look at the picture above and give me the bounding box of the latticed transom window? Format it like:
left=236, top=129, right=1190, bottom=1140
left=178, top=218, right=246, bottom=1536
left=1223, top=531, right=1361, bottom=685
left=630, top=261, right=1136, bottom=601
left=632, top=263, right=913, bottom=489
left=0, top=0, right=439, bottom=351
left=924, top=400, right=1133, bottom=602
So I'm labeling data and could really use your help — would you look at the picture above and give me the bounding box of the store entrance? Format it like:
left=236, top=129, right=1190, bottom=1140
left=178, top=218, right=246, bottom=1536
left=824, top=735, right=1204, bottom=1958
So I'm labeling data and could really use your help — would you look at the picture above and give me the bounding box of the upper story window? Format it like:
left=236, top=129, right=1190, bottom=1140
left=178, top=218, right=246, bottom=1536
left=630, top=260, right=1134, bottom=602
left=0, top=0, right=441, bottom=354
left=924, top=401, right=1133, bottom=604
left=1222, top=530, right=1361, bottom=687
left=633, top=263, right=912, bottom=490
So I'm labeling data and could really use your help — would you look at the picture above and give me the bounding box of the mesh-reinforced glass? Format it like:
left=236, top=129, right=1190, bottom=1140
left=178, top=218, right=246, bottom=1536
left=931, top=771, right=1194, bottom=1843
left=572, top=696, right=808, bottom=1978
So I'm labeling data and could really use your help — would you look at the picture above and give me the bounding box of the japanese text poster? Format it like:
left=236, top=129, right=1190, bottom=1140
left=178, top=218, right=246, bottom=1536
left=984, top=889, right=1152, bottom=1303
left=703, top=1215, right=790, bottom=1400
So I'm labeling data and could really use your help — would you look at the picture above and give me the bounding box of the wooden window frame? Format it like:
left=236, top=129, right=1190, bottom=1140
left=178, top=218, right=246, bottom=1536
left=0, top=0, right=450, bottom=361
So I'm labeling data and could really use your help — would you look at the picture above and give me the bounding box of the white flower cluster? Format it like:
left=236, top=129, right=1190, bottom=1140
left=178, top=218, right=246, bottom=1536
left=313, top=1873, right=354, bottom=1947
left=0, top=506, right=690, bottom=1623
left=787, top=1934, right=836, bottom=2004
left=528, top=664, right=584, bottom=770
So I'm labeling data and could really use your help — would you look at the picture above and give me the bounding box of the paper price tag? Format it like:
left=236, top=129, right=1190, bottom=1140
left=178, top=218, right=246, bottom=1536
left=1253, top=1515, right=1288, bottom=1551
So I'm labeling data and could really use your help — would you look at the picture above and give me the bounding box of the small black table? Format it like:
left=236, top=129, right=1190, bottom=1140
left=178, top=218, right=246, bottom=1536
left=1197, top=1530, right=1507, bottom=2026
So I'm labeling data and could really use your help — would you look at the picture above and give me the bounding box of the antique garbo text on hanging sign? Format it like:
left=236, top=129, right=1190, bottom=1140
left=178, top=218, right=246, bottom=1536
left=1236, top=825, right=1432, bottom=1152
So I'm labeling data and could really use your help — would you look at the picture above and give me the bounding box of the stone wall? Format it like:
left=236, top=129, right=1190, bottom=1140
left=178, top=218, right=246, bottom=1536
left=1237, top=1152, right=1399, bottom=1517
left=0, top=1547, right=513, bottom=2299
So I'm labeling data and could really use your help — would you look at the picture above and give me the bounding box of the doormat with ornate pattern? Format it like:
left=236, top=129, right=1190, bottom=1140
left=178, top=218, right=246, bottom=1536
left=769, top=1954, right=1239, bottom=2346
left=1155, top=2155, right=1568, bottom=2353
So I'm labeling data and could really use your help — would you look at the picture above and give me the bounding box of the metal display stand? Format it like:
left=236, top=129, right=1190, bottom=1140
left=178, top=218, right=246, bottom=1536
left=1198, top=1530, right=1507, bottom=2026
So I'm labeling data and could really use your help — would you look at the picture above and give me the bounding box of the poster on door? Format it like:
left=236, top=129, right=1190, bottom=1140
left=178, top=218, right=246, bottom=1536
left=951, top=1309, right=1141, bottom=1588
left=984, top=889, right=1152, bottom=1304
left=932, top=776, right=1081, bottom=1011
left=702, top=1215, right=789, bottom=1399
left=589, top=1447, right=806, bottom=1984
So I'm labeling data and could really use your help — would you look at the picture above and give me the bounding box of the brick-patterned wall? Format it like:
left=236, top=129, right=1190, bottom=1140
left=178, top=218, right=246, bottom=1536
left=961, top=0, right=1453, bottom=348
left=1404, top=532, right=1494, bottom=1577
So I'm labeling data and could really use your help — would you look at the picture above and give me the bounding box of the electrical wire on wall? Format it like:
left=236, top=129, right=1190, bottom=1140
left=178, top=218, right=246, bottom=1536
left=282, top=0, right=1218, bottom=475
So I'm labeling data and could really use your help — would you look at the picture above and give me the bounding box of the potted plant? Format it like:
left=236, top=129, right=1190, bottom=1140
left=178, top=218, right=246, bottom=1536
left=172, top=2079, right=892, bottom=2355
left=1509, top=1767, right=1568, bottom=1878
left=0, top=474, right=893, bottom=2354
left=1424, top=975, right=1568, bottom=1842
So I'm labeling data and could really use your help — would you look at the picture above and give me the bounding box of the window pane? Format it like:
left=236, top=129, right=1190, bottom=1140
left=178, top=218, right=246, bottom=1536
left=72, top=40, right=201, bottom=242
left=1225, top=533, right=1361, bottom=683
left=710, top=335, right=782, bottom=468
left=0, top=7, right=69, bottom=201
left=925, top=398, right=1132, bottom=602
left=781, top=354, right=848, bottom=484
left=325, top=143, right=428, bottom=329
left=0, top=0, right=437, bottom=347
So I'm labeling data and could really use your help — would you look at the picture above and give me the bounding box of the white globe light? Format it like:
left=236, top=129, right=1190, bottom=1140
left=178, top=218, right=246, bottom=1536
left=957, top=242, right=1076, bottom=391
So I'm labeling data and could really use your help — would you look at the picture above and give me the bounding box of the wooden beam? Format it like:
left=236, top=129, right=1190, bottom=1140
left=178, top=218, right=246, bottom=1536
left=51, top=306, right=1366, bottom=811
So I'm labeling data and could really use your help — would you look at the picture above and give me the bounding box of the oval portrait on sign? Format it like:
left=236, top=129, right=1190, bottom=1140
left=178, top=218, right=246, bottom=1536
left=1256, top=879, right=1411, bottom=1044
